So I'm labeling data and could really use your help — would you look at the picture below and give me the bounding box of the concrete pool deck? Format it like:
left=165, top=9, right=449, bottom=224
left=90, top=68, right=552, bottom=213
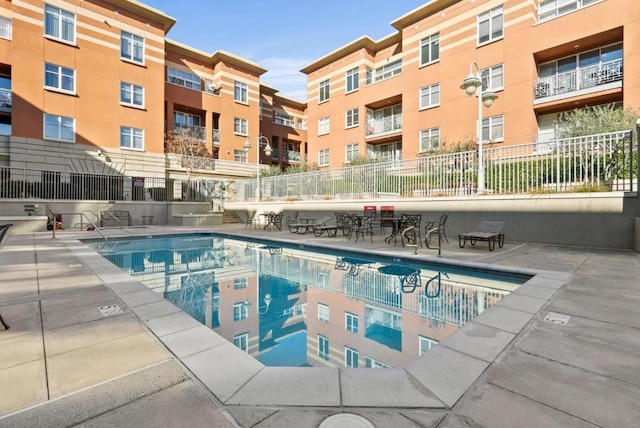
left=1, top=224, right=639, bottom=427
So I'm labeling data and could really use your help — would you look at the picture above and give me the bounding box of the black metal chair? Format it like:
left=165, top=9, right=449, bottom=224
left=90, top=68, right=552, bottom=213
left=425, top=214, right=449, bottom=245
left=400, top=214, right=422, bottom=247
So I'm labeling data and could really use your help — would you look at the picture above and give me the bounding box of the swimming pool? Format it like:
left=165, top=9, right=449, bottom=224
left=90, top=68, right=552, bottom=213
left=92, top=233, right=530, bottom=368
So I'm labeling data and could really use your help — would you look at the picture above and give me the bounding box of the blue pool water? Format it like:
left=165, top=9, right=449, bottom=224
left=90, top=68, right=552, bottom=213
left=91, top=233, right=530, bottom=368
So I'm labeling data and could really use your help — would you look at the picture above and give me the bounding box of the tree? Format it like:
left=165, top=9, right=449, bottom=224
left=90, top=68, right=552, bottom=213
left=556, top=103, right=639, bottom=138
left=165, top=127, right=212, bottom=181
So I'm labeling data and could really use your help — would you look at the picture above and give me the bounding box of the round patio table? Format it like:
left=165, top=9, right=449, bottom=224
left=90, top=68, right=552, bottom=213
left=377, top=265, right=421, bottom=293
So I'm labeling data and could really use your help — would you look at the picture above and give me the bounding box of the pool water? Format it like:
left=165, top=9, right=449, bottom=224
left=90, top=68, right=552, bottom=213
left=92, top=233, right=530, bottom=368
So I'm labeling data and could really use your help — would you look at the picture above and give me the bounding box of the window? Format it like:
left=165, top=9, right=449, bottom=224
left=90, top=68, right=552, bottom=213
left=0, top=17, right=12, bottom=40
left=44, top=4, right=75, bottom=43
left=44, top=63, right=75, bottom=93
left=120, top=126, right=144, bottom=150
left=174, top=111, right=201, bottom=127
left=318, top=149, right=330, bottom=166
left=345, top=347, right=358, bottom=368
left=478, top=5, right=503, bottom=45
left=482, top=115, right=504, bottom=142
left=318, top=303, right=330, bottom=322
left=234, top=81, right=248, bottom=103
left=419, top=336, right=438, bottom=356
left=366, top=59, right=402, bottom=84
left=345, top=108, right=359, bottom=128
left=233, top=333, right=248, bottom=352
left=233, top=302, right=248, bottom=321
left=318, top=335, right=329, bottom=360
left=419, top=83, right=440, bottom=109
left=233, top=278, right=247, bottom=289
left=538, top=0, right=599, bottom=22
left=364, top=357, right=390, bottom=368
left=234, top=149, right=247, bottom=162
left=318, top=79, right=330, bottom=103
left=120, top=82, right=144, bottom=108
left=318, top=117, right=330, bottom=135
left=420, top=33, right=439, bottom=66
left=346, top=67, right=359, bottom=93
left=345, top=313, right=359, bottom=333
left=420, top=128, right=440, bottom=152
left=345, top=144, right=359, bottom=163
left=234, top=118, right=248, bottom=135
left=121, top=31, right=144, bottom=64
left=44, top=114, right=74, bottom=142
left=481, top=64, right=504, bottom=92
left=167, top=67, right=201, bottom=90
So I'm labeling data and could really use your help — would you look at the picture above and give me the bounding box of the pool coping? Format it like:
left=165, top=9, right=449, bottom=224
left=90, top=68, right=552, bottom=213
left=64, top=231, right=570, bottom=409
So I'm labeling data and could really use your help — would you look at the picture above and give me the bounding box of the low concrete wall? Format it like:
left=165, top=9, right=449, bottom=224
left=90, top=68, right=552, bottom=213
left=171, top=213, right=222, bottom=227
left=0, top=216, right=48, bottom=233
left=227, top=192, right=640, bottom=250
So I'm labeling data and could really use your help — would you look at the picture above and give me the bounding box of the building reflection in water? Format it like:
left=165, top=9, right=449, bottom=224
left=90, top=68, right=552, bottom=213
left=97, top=235, right=528, bottom=368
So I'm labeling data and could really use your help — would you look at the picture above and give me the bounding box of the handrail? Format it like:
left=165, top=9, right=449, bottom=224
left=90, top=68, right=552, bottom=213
left=102, top=210, right=122, bottom=227
left=84, top=209, right=100, bottom=225
left=51, top=212, right=108, bottom=242
left=425, top=227, right=442, bottom=256
left=401, top=226, right=418, bottom=254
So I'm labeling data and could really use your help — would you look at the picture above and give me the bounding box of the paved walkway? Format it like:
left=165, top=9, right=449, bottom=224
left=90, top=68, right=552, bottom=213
left=0, top=225, right=639, bottom=427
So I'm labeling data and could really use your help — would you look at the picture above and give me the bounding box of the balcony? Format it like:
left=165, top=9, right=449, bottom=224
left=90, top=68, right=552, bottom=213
left=0, top=88, right=11, bottom=113
left=534, top=59, right=622, bottom=102
left=274, top=116, right=295, bottom=128
left=173, top=123, right=206, bottom=141
left=366, top=114, right=403, bottom=138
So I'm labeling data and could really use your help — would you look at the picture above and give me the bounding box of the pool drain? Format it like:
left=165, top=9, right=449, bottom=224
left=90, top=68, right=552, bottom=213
left=319, top=413, right=375, bottom=428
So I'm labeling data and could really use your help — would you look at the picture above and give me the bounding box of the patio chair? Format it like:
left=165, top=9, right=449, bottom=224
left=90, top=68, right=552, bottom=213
left=458, top=221, right=506, bottom=251
left=400, top=214, right=422, bottom=247
left=289, top=215, right=333, bottom=234
left=335, top=213, right=352, bottom=237
left=351, top=215, right=374, bottom=243
left=245, top=211, right=259, bottom=229
left=425, top=214, right=449, bottom=245
left=285, top=211, right=299, bottom=230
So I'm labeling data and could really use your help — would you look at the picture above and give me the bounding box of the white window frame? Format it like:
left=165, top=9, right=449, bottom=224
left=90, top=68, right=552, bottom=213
left=345, top=143, right=359, bottom=163
left=345, top=313, right=359, bottom=333
left=419, top=335, right=438, bottom=356
left=345, top=67, right=359, bottom=93
left=234, top=81, right=248, bottom=104
left=120, top=82, right=144, bottom=108
left=233, top=302, right=248, bottom=321
left=233, top=333, right=249, bottom=352
left=167, top=67, right=201, bottom=91
left=44, top=4, right=75, bottom=44
left=43, top=113, right=75, bottom=142
left=318, top=79, right=330, bottom=103
left=318, top=117, right=330, bottom=136
left=318, top=335, right=329, bottom=360
left=419, top=83, right=440, bottom=110
left=364, top=356, right=390, bottom=368
left=318, top=148, right=329, bottom=167
left=366, top=59, right=402, bottom=85
left=420, top=128, right=440, bottom=152
left=345, top=347, right=358, bottom=368
left=420, top=33, right=440, bottom=66
left=477, top=5, right=504, bottom=45
left=538, top=0, right=599, bottom=22
left=481, top=64, right=504, bottom=92
left=120, top=31, right=144, bottom=65
left=174, top=111, right=201, bottom=127
left=234, top=117, right=248, bottom=135
left=0, top=17, right=12, bottom=40
left=345, top=108, right=359, bottom=128
left=120, top=126, right=144, bottom=151
left=482, top=115, right=504, bottom=143
left=318, top=303, right=330, bottom=322
left=44, top=63, right=75, bottom=94
left=234, top=149, right=248, bottom=163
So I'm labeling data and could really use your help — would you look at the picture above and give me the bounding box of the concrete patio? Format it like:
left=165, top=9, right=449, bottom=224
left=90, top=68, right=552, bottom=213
left=1, top=224, right=639, bottom=427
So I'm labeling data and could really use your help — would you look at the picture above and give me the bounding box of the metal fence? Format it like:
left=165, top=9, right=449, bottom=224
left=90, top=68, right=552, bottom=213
left=0, top=167, right=222, bottom=202
left=237, top=131, right=637, bottom=201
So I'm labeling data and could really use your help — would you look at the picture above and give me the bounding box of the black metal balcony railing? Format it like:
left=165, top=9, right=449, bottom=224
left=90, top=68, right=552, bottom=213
left=173, top=123, right=206, bottom=141
left=534, top=59, right=622, bottom=100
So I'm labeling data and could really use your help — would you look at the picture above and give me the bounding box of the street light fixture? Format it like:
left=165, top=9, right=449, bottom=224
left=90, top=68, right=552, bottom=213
left=460, top=62, right=498, bottom=194
left=243, top=293, right=272, bottom=315
left=244, top=136, right=273, bottom=201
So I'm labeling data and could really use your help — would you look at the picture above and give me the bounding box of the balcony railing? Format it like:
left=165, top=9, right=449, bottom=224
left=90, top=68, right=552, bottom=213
left=274, top=116, right=295, bottom=127
left=212, top=128, right=220, bottom=145
left=366, top=115, right=403, bottom=137
left=0, top=88, right=11, bottom=113
left=534, top=59, right=622, bottom=100
left=173, top=123, right=206, bottom=141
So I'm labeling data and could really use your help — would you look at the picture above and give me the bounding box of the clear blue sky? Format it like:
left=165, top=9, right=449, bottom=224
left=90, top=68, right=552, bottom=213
left=143, top=0, right=430, bottom=101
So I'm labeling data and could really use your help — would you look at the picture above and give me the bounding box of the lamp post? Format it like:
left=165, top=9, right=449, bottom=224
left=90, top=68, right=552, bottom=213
left=244, top=136, right=272, bottom=201
left=460, top=62, right=498, bottom=194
